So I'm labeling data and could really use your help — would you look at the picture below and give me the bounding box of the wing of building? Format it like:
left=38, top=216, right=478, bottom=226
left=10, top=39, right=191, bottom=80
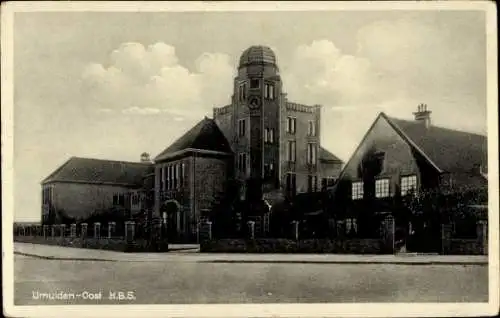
left=330, top=104, right=487, bottom=218
left=41, top=157, right=154, bottom=223
left=40, top=45, right=344, bottom=241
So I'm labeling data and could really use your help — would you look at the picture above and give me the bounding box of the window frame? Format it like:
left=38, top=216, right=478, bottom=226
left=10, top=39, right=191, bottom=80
left=375, top=178, right=390, bottom=198
left=400, top=174, right=418, bottom=196
left=308, top=120, right=316, bottom=137
left=351, top=181, right=364, bottom=200
left=286, top=140, right=296, bottom=162
left=286, top=117, right=296, bottom=134
left=307, top=143, right=317, bottom=165
left=238, top=119, right=246, bottom=137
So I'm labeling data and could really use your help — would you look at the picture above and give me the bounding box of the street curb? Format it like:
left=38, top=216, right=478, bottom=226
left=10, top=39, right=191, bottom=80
left=200, top=260, right=488, bottom=266
left=14, top=251, right=117, bottom=262
left=15, top=251, right=488, bottom=265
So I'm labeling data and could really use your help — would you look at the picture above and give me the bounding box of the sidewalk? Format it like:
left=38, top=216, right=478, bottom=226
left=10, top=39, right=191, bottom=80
left=13, top=242, right=488, bottom=265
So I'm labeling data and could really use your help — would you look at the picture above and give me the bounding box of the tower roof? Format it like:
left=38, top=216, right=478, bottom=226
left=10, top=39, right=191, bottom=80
left=238, top=45, right=277, bottom=68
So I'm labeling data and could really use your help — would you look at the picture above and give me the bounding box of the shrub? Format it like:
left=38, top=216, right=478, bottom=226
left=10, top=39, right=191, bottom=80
left=200, top=238, right=384, bottom=254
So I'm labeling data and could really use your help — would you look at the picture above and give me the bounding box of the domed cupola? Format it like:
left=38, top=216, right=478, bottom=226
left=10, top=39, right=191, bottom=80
left=238, top=45, right=278, bottom=69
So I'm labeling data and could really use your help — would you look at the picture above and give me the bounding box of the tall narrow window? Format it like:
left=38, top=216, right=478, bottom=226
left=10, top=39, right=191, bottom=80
left=307, top=143, right=317, bottom=165
left=307, top=175, right=318, bottom=192
left=238, top=153, right=247, bottom=175
left=264, top=83, right=275, bottom=99
left=181, top=163, right=186, bottom=186
left=269, top=129, right=274, bottom=143
left=285, top=173, right=297, bottom=195
left=287, top=141, right=296, bottom=162
left=238, top=119, right=246, bottom=137
left=375, top=179, right=390, bottom=198
left=308, top=120, right=316, bottom=136
left=239, top=83, right=247, bottom=101
left=286, top=117, right=296, bottom=134
left=176, top=164, right=181, bottom=189
left=352, top=181, right=364, bottom=200
left=168, top=165, right=173, bottom=190
left=264, top=128, right=269, bottom=143
left=401, top=175, right=417, bottom=196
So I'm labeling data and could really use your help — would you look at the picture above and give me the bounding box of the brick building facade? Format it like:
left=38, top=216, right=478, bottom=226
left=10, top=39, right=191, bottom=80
left=41, top=46, right=343, bottom=239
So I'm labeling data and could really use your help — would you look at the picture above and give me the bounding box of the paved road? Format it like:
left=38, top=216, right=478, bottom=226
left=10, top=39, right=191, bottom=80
left=14, top=255, right=488, bottom=305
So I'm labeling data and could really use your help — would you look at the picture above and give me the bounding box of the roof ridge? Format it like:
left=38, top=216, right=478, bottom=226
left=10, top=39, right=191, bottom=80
left=387, top=115, right=486, bottom=138
left=71, top=156, right=152, bottom=165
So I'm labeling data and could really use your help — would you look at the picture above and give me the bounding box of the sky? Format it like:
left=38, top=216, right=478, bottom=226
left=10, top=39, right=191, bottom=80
left=12, top=10, right=488, bottom=221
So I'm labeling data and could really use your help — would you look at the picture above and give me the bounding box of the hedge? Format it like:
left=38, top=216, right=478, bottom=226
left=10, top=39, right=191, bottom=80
left=200, top=238, right=385, bottom=254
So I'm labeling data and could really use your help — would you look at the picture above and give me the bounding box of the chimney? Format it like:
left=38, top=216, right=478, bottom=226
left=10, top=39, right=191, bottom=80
left=140, top=152, right=151, bottom=163
left=413, top=103, right=432, bottom=128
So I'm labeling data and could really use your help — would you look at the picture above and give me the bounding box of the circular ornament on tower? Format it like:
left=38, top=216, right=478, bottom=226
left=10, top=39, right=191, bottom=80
left=248, top=96, right=262, bottom=110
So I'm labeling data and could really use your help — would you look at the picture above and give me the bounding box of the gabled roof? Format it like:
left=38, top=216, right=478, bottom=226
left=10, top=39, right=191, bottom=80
left=319, top=147, right=343, bottom=163
left=385, top=114, right=487, bottom=173
left=154, top=117, right=232, bottom=162
left=335, top=112, right=487, bottom=185
left=42, top=157, right=153, bottom=186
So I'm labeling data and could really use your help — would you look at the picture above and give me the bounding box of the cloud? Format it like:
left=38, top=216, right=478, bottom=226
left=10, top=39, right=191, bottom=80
left=81, top=42, right=234, bottom=117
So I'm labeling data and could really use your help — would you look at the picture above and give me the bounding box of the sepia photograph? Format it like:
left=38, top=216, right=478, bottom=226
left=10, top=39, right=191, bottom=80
left=2, top=1, right=498, bottom=317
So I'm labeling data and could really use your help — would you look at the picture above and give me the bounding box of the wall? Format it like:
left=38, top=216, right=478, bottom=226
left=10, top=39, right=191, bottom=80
left=51, top=182, right=131, bottom=220
left=280, top=102, right=321, bottom=193
left=154, top=157, right=192, bottom=233
left=193, top=155, right=229, bottom=231
left=335, top=114, right=444, bottom=207
left=214, top=105, right=234, bottom=148
left=319, top=161, right=343, bottom=181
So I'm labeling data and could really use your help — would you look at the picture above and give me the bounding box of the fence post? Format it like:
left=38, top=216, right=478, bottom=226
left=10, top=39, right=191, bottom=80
left=382, top=215, right=394, bottom=254
left=70, top=224, right=77, bottom=238
left=247, top=221, right=255, bottom=240
left=60, top=224, right=66, bottom=238
left=441, top=223, right=452, bottom=255
left=108, top=222, right=116, bottom=239
left=477, top=220, right=488, bottom=255
left=94, top=222, right=101, bottom=239
left=81, top=223, right=88, bottom=239
left=292, top=220, right=299, bottom=241
left=43, top=225, right=48, bottom=239
left=125, top=221, right=136, bottom=242
left=51, top=225, right=55, bottom=239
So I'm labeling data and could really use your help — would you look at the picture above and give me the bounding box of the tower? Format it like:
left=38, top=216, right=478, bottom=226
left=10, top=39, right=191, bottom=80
left=232, top=46, right=283, bottom=199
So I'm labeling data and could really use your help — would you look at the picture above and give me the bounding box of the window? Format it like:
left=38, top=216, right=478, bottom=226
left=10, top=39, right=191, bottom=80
left=113, top=193, right=125, bottom=206
left=173, top=164, right=178, bottom=189
left=285, top=173, right=297, bottom=195
left=286, top=140, right=296, bottom=162
left=346, top=218, right=358, bottom=235
left=401, top=175, right=418, bottom=196
left=264, top=163, right=274, bottom=178
left=238, top=119, right=246, bottom=137
left=264, top=83, right=275, bottom=100
left=352, top=181, right=364, bottom=200
left=308, top=120, right=316, bottom=136
left=168, top=165, right=173, bottom=190
left=113, top=194, right=119, bottom=205
left=250, top=79, right=260, bottom=88
left=264, top=128, right=274, bottom=144
left=322, top=177, right=336, bottom=189
left=308, top=175, right=318, bottom=192
left=307, top=143, right=317, bottom=165
left=131, top=194, right=140, bottom=205
left=238, top=153, right=247, bottom=174
left=286, top=117, right=296, bottom=134
left=375, top=179, right=390, bottom=198
left=239, top=83, right=247, bottom=101
left=181, top=163, right=186, bottom=186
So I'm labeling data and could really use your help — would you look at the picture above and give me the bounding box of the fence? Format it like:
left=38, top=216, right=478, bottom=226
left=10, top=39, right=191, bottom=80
left=13, top=220, right=169, bottom=252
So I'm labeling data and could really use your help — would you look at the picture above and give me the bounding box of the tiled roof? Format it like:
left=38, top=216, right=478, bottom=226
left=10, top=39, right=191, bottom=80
left=239, top=45, right=277, bottom=67
left=386, top=115, right=487, bottom=173
left=319, top=147, right=343, bottom=163
left=42, top=157, right=153, bottom=186
left=154, top=117, right=232, bottom=162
